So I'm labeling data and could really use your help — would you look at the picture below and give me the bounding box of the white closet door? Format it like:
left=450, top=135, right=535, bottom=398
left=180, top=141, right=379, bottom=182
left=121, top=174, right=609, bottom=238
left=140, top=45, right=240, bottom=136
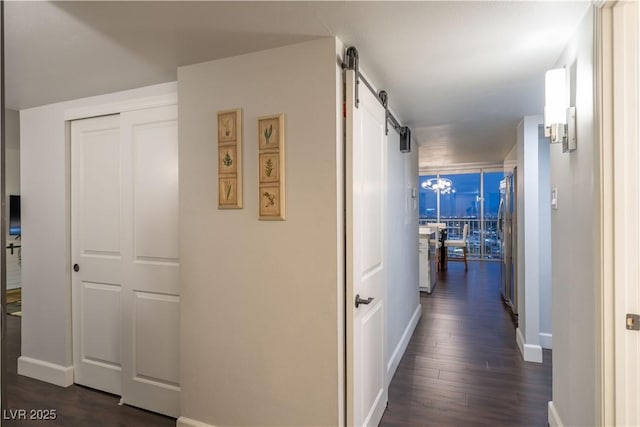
left=119, top=105, right=180, bottom=417
left=345, top=69, right=388, bottom=427
left=71, top=114, right=123, bottom=396
left=71, top=105, right=179, bottom=417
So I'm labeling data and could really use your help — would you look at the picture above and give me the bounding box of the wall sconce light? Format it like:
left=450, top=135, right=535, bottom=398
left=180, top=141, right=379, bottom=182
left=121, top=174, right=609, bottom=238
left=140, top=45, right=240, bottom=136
left=544, top=67, right=576, bottom=152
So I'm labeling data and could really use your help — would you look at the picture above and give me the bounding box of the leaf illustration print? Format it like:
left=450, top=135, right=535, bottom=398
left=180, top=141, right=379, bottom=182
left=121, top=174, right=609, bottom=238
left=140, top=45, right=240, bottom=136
left=225, top=182, right=233, bottom=200
left=223, top=119, right=232, bottom=137
left=264, top=124, right=273, bottom=144
left=223, top=152, right=233, bottom=167
left=263, top=191, right=276, bottom=207
left=265, top=158, right=274, bottom=177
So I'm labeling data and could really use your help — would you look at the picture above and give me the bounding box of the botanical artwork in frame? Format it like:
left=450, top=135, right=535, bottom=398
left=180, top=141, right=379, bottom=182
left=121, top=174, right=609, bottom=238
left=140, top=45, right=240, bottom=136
left=258, top=152, right=279, bottom=183
left=259, top=185, right=281, bottom=218
left=217, top=109, right=242, bottom=209
left=218, top=110, right=237, bottom=143
left=257, top=114, right=285, bottom=220
left=218, top=146, right=238, bottom=175
left=258, top=116, right=281, bottom=151
left=219, top=177, right=238, bottom=207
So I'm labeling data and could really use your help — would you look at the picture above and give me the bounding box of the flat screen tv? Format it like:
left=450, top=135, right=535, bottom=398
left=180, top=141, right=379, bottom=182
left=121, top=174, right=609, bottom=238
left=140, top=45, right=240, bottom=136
left=9, top=195, right=20, bottom=236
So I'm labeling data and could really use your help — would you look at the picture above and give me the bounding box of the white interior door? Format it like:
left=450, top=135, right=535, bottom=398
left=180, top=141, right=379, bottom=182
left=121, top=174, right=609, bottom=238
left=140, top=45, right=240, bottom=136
left=72, top=105, right=179, bottom=417
left=72, top=114, right=123, bottom=396
left=119, top=105, right=180, bottom=417
left=612, top=1, right=640, bottom=424
left=345, top=69, right=388, bottom=426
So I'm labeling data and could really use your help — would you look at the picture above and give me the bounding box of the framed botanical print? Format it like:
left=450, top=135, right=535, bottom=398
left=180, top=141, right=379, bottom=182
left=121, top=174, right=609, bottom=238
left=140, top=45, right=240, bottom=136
left=257, top=114, right=285, bottom=220
left=217, top=109, right=242, bottom=209
left=218, top=145, right=238, bottom=175
left=218, top=110, right=238, bottom=143
left=258, top=115, right=282, bottom=151
left=259, top=184, right=281, bottom=218
left=219, top=177, right=238, bottom=207
left=258, top=152, right=279, bottom=183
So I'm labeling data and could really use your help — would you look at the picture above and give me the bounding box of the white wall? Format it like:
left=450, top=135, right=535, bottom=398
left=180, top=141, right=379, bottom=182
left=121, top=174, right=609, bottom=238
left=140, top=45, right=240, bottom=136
left=514, top=123, right=553, bottom=351
left=538, top=127, right=552, bottom=349
left=6, top=109, right=22, bottom=289
left=19, top=82, right=177, bottom=385
left=515, top=114, right=550, bottom=363
left=504, top=144, right=517, bottom=171
left=178, top=38, right=342, bottom=426
left=385, top=128, right=420, bottom=383
left=19, top=36, right=420, bottom=423
left=6, top=109, right=20, bottom=210
left=549, top=7, right=597, bottom=426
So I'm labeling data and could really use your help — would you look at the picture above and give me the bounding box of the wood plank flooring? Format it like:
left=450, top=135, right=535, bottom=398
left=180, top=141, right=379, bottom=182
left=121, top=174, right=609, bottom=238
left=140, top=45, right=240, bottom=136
left=4, top=315, right=175, bottom=426
left=4, top=261, right=550, bottom=426
left=380, top=261, right=552, bottom=427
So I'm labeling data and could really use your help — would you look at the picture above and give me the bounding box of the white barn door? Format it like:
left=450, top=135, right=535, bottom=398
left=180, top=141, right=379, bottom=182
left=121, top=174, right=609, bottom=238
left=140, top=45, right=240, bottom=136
left=71, top=105, right=180, bottom=417
left=345, top=68, right=388, bottom=426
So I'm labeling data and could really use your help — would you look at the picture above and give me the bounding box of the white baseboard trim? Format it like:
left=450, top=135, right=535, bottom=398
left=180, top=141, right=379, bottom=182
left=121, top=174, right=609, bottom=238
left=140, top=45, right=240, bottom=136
left=516, top=328, right=543, bottom=363
left=17, top=356, right=73, bottom=387
left=540, top=332, right=553, bottom=349
left=387, top=304, right=422, bottom=386
left=548, top=401, right=564, bottom=427
left=177, top=417, right=217, bottom=427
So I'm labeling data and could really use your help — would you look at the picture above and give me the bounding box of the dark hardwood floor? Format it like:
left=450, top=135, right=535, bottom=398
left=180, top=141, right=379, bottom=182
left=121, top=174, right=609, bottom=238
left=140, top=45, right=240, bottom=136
left=4, top=315, right=175, bottom=427
left=3, top=261, right=549, bottom=426
left=381, top=261, right=552, bottom=427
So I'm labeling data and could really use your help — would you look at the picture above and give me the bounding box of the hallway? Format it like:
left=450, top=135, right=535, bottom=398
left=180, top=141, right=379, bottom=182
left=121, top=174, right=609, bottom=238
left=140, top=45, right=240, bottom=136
left=4, top=262, right=550, bottom=426
left=381, top=262, right=552, bottom=427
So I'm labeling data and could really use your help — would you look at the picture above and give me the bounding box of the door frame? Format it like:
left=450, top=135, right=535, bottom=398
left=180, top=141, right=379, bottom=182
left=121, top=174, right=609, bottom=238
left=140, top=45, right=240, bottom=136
left=1, top=0, right=7, bottom=412
left=63, top=93, right=177, bottom=122
left=596, top=1, right=639, bottom=425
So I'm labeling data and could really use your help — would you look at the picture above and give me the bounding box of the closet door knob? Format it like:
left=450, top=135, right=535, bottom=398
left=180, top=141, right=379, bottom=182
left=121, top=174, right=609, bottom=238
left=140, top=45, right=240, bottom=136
left=73, top=264, right=80, bottom=272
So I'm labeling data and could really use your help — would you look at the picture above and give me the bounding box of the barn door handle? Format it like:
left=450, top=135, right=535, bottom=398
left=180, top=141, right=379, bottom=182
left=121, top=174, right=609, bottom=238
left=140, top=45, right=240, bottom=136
left=73, top=264, right=80, bottom=272
left=355, top=294, right=374, bottom=308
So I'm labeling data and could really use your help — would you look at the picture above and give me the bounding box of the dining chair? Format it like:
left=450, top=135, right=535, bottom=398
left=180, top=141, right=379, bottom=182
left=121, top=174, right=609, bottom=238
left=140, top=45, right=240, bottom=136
left=444, top=223, right=469, bottom=271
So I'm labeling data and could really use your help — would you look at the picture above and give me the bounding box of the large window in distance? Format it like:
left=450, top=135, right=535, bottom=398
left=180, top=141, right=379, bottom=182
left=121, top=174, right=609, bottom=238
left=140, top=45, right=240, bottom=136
left=440, top=172, right=480, bottom=258
left=418, top=175, right=437, bottom=220
left=439, top=172, right=480, bottom=220
left=419, top=169, right=504, bottom=261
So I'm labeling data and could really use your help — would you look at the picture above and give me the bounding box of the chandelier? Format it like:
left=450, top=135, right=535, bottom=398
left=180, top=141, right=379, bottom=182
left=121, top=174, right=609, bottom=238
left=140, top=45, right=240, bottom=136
left=421, top=178, right=454, bottom=194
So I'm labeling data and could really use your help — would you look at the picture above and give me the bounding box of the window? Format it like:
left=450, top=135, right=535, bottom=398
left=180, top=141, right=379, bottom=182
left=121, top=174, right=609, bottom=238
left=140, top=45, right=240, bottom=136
left=418, top=175, right=437, bottom=220
left=419, top=169, right=505, bottom=260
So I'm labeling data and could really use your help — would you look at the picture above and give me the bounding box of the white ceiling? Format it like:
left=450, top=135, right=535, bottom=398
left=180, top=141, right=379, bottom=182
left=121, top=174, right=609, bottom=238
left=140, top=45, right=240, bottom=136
left=6, top=1, right=590, bottom=167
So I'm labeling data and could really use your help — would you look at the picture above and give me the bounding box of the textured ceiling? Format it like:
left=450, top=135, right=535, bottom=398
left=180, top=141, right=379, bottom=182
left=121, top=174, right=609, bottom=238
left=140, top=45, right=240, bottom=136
left=5, top=1, right=590, bottom=167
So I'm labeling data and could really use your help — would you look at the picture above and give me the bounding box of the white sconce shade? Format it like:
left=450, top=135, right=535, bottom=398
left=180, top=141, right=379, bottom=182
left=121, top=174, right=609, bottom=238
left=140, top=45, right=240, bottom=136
left=544, top=68, right=567, bottom=128
left=544, top=67, right=576, bottom=152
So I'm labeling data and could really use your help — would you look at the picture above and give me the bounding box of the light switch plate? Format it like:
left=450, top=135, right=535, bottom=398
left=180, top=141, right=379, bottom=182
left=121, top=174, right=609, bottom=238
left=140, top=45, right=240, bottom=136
left=551, top=187, right=558, bottom=210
